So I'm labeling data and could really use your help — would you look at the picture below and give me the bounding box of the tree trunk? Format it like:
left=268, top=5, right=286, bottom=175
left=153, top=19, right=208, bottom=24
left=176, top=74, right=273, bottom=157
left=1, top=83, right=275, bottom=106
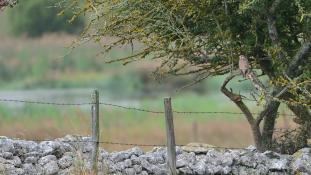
left=261, top=101, right=280, bottom=149
left=251, top=125, right=264, bottom=151
left=221, top=71, right=264, bottom=151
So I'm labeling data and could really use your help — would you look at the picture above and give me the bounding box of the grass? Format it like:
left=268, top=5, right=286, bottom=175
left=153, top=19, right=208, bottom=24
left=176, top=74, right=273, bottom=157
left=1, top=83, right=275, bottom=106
left=0, top=93, right=296, bottom=152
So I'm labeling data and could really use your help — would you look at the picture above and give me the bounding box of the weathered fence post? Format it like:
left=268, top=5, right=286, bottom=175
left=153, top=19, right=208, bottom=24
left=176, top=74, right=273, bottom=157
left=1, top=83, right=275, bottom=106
left=164, top=97, right=177, bottom=175
left=91, top=90, right=99, bottom=174
left=192, top=121, right=198, bottom=142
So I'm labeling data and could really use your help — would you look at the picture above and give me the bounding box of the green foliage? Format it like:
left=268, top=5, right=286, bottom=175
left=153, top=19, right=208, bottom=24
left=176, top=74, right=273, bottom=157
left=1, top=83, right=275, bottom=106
left=76, top=1, right=309, bottom=69
left=71, top=0, right=311, bottom=152
left=7, top=0, right=85, bottom=37
left=73, top=0, right=310, bottom=106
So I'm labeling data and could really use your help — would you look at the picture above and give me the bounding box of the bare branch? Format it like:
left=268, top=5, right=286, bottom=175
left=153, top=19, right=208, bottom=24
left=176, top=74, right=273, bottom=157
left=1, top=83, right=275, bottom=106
left=221, top=70, right=264, bottom=149
left=221, top=70, right=255, bottom=125
left=269, top=0, right=282, bottom=14
left=267, top=18, right=278, bottom=45
left=274, top=85, right=290, bottom=98
left=104, top=49, right=150, bottom=64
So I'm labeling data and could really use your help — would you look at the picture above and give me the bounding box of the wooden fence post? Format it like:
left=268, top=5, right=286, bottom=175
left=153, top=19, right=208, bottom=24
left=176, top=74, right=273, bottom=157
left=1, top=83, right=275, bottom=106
left=164, top=97, right=177, bottom=175
left=192, top=121, right=198, bottom=142
left=91, top=90, right=99, bottom=174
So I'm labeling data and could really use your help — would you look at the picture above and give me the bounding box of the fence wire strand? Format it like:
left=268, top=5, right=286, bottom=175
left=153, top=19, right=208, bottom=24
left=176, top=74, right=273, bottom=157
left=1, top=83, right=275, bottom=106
left=99, top=102, right=164, bottom=114
left=0, top=98, right=92, bottom=106
left=0, top=98, right=296, bottom=117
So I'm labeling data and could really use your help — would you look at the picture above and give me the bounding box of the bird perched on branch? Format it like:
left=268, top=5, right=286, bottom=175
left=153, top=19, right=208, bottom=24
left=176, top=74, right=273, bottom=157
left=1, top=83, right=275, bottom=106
left=239, top=55, right=267, bottom=95
left=239, top=55, right=251, bottom=77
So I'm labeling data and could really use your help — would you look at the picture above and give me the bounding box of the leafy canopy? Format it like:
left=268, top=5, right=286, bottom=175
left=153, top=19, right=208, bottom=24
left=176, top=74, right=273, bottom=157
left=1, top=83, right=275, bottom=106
left=74, top=0, right=310, bottom=106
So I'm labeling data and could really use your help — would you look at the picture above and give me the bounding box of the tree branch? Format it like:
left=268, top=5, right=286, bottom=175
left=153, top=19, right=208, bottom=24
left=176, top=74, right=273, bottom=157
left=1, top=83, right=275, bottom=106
left=221, top=70, right=264, bottom=150
left=256, top=99, right=273, bottom=126
left=269, top=0, right=282, bottom=14
left=266, top=0, right=287, bottom=61
left=256, top=86, right=280, bottom=127
left=286, top=41, right=311, bottom=78
left=221, top=70, right=255, bottom=125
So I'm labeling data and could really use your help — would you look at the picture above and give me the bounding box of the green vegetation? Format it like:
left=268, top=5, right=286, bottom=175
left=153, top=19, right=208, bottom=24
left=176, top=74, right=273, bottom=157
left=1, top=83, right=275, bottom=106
left=6, top=0, right=84, bottom=37
left=0, top=35, right=216, bottom=97
left=75, top=0, right=311, bottom=153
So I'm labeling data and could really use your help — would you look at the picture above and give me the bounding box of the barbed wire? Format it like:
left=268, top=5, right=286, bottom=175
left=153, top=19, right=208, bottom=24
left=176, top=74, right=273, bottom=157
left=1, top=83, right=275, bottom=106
left=0, top=98, right=297, bottom=117
left=0, top=98, right=92, bottom=106
left=99, top=102, right=164, bottom=114
left=100, top=102, right=296, bottom=117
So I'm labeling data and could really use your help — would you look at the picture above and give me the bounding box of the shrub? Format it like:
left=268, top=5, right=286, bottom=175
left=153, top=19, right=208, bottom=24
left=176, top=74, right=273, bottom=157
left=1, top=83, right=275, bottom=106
left=7, top=0, right=84, bottom=37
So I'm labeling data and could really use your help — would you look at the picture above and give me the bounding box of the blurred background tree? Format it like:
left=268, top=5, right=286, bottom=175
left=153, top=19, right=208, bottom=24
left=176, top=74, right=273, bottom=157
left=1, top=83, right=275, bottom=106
left=7, top=0, right=85, bottom=37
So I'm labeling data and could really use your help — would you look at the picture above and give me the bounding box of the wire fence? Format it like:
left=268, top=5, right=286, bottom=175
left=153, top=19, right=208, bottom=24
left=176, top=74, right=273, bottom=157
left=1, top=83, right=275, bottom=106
left=0, top=94, right=299, bottom=173
left=0, top=98, right=296, bottom=117
left=0, top=96, right=297, bottom=149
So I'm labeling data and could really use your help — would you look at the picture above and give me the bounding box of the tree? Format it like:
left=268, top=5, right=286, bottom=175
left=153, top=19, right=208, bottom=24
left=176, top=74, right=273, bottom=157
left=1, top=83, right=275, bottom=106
left=75, top=0, right=310, bottom=152
left=6, top=0, right=85, bottom=37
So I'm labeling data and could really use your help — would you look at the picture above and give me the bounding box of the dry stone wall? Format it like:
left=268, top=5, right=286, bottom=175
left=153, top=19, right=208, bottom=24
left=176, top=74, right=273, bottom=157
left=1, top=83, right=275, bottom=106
left=0, top=0, right=17, bottom=9
left=0, top=135, right=310, bottom=175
